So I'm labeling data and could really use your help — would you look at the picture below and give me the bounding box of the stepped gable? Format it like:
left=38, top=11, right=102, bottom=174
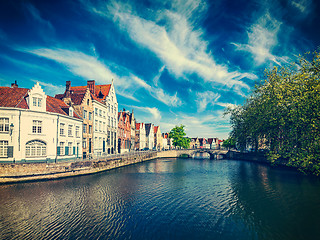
left=0, top=85, right=80, bottom=118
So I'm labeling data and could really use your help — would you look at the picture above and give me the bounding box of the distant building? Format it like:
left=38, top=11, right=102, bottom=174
left=207, top=138, right=217, bottom=149
left=154, top=126, right=162, bottom=150
left=117, top=110, right=131, bottom=153
left=162, top=133, right=173, bottom=150
left=135, top=123, right=146, bottom=150
left=145, top=123, right=154, bottom=150
left=0, top=82, right=82, bottom=162
left=190, top=138, right=200, bottom=149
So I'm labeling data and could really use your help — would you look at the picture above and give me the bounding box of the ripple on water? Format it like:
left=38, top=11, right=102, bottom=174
left=1, top=158, right=320, bottom=240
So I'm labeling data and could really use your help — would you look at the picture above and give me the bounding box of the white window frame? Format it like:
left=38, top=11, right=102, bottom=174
left=32, top=120, right=42, bottom=134
left=0, top=141, right=8, bottom=157
left=0, top=118, right=9, bottom=133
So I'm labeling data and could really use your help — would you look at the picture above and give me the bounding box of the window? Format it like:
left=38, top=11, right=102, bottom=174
left=68, top=142, right=72, bottom=155
left=0, top=118, right=9, bottom=132
left=25, top=140, right=46, bottom=158
left=103, top=122, right=105, bottom=132
left=95, top=108, right=98, bottom=116
left=89, top=112, right=92, bottom=121
left=32, top=97, right=42, bottom=107
left=108, top=104, right=110, bottom=112
left=83, top=110, right=87, bottom=119
left=0, top=141, right=8, bottom=157
left=87, top=99, right=90, bottom=105
left=68, top=125, right=73, bottom=137
left=99, top=109, right=102, bottom=117
left=95, top=120, right=98, bottom=131
left=89, top=125, right=92, bottom=134
left=103, top=111, right=105, bottom=118
left=60, top=142, right=65, bottom=155
left=83, top=138, right=87, bottom=149
left=76, top=126, right=80, bottom=137
left=107, top=131, right=110, bottom=144
left=99, top=121, right=102, bottom=132
left=32, top=120, right=42, bottom=134
left=83, top=124, right=87, bottom=134
left=108, top=116, right=110, bottom=126
left=60, top=123, right=65, bottom=136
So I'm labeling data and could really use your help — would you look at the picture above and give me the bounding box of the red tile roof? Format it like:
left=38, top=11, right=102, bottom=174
left=154, top=126, right=158, bottom=133
left=0, top=86, right=80, bottom=119
left=70, top=84, right=111, bottom=101
left=0, top=87, right=29, bottom=108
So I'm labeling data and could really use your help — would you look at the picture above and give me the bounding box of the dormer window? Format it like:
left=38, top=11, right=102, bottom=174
left=33, top=97, right=42, bottom=107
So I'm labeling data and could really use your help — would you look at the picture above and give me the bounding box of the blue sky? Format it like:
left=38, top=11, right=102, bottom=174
left=0, top=0, right=319, bottom=139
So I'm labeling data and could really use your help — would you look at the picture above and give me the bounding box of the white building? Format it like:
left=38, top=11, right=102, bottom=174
left=0, top=82, right=82, bottom=162
left=135, top=123, right=146, bottom=150
left=145, top=123, right=154, bottom=150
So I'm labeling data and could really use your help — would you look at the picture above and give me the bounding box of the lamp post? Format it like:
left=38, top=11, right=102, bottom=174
left=9, top=123, right=14, bottom=138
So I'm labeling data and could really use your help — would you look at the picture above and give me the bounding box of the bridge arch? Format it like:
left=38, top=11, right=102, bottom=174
left=177, top=149, right=221, bottom=160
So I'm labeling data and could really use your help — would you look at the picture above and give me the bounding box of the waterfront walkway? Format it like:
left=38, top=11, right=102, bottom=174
left=0, top=149, right=227, bottom=184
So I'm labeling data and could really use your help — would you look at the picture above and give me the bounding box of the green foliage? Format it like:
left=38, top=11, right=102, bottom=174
left=169, top=125, right=190, bottom=149
left=226, top=50, right=320, bottom=175
left=222, top=137, right=236, bottom=150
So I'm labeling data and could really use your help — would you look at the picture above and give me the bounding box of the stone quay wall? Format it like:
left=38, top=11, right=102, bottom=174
left=0, top=152, right=158, bottom=184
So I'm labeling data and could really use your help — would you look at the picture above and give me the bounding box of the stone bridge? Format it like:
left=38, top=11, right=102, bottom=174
left=156, top=149, right=228, bottom=159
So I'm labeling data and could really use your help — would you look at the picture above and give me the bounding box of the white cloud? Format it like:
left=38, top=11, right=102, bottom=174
left=88, top=0, right=256, bottom=92
left=21, top=47, right=181, bottom=105
left=196, top=91, right=220, bottom=112
left=233, top=12, right=289, bottom=66
left=123, top=104, right=161, bottom=122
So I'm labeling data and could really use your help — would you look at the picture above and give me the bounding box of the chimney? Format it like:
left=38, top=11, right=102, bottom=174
left=65, top=81, right=71, bottom=97
left=11, top=80, right=18, bottom=88
left=87, top=80, right=95, bottom=95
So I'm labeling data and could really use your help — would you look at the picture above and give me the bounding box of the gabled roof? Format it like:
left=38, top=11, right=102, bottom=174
left=0, top=86, right=80, bottom=119
left=0, top=87, right=29, bottom=108
left=70, top=84, right=111, bottom=101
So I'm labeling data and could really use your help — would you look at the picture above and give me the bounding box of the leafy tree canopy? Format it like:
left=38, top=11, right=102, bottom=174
left=169, top=125, right=190, bottom=149
left=222, top=137, right=236, bottom=150
left=225, top=50, right=320, bottom=175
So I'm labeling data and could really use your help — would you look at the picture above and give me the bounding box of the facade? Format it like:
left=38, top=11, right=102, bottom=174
left=0, top=82, right=82, bottom=163
left=190, top=138, right=200, bottom=149
left=145, top=123, right=154, bottom=150
left=162, top=133, right=173, bottom=150
left=135, top=123, right=146, bottom=150
left=207, top=138, right=217, bottom=149
left=129, top=110, right=136, bottom=151
left=154, top=126, right=163, bottom=150
left=57, top=80, right=118, bottom=156
left=117, top=110, right=131, bottom=153
left=56, top=81, right=94, bottom=159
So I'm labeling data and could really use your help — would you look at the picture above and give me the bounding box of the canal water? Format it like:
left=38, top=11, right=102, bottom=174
left=1, top=158, right=320, bottom=240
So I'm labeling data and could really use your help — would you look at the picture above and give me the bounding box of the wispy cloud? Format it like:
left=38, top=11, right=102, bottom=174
left=196, top=91, right=220, bottom=112
left=19, top=47, right=181, bottom=105
left=123, top=104, right=161, bottom=122
left=232, top=12, right=289, bottom=66
left=86, top=0, right=256, bottom=92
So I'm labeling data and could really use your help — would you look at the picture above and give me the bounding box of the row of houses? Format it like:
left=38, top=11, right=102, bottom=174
left=0, top=80, right=174, bottom=163
left=189, top=137, right=223, bottom=149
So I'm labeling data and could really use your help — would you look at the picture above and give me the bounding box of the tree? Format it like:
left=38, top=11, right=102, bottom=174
left=169, top=125, right=190, bottom=149
left=226, top=50, right=320, bottom=175
left=222, top=137, right=236, bottom=150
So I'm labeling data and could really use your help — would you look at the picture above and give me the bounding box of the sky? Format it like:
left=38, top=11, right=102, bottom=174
left=0, top=0, right=319, bottom=139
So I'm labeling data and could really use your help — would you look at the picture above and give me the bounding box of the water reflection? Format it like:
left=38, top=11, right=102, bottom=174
left=0, top=159, right=320, bottom=240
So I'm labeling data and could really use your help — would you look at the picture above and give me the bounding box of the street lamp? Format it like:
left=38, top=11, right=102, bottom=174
left=9, top=123, right=14, bottom=136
